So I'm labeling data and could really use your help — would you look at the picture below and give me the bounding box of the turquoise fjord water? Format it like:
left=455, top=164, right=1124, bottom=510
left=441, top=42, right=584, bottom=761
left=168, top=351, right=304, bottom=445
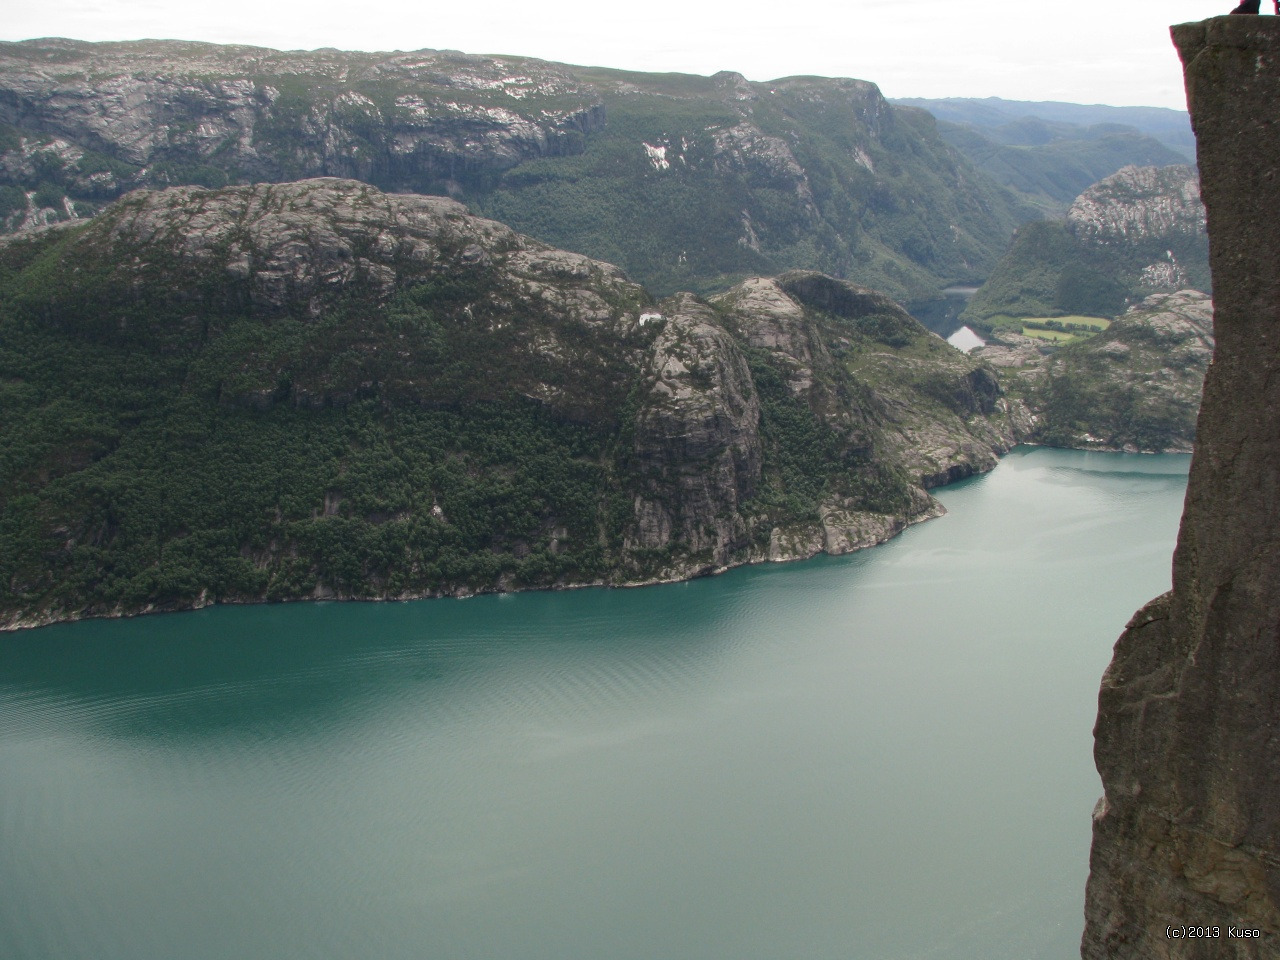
left=0, top=447, right=1190, bottom=960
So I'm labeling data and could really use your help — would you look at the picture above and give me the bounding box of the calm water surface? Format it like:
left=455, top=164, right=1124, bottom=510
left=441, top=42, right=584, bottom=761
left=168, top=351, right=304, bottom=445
left=0, top=447, right=1190, bottom=960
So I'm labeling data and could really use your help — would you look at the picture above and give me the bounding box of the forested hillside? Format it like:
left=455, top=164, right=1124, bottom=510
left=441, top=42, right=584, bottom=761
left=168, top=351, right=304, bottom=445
left=0, top=179, right=1029, bottom=629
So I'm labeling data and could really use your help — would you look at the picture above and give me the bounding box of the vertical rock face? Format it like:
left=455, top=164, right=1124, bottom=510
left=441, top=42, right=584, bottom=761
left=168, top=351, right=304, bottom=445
left=1082, top=18, right=1280, bottom=960
left=628, top=294, right=762, bottom=567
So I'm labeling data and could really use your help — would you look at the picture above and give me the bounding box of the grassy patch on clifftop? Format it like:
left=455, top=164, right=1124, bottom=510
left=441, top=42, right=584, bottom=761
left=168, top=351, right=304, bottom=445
left=994, top=291, right=1214, bottom=452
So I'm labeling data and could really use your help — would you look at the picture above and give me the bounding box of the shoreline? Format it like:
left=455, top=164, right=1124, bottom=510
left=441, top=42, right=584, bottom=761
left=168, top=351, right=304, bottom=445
left=0, top=442, right=1190, bottom=634
left=0, top=490, right=946, bottom=635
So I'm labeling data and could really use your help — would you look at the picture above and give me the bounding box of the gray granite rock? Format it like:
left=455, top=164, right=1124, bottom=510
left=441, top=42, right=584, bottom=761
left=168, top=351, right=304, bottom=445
left=1082, top=17, right=1280, bottom=960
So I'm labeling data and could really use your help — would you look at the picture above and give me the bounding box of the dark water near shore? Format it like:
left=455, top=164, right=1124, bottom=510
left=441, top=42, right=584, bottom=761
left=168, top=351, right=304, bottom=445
left=0, top=447, right=1190, bottom=960
left=908, top=285, right=980, bottom=337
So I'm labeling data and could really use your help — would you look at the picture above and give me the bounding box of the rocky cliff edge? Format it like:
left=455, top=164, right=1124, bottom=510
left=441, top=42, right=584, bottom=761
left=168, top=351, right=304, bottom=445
left=1082, top=17, right=1280, bottom=959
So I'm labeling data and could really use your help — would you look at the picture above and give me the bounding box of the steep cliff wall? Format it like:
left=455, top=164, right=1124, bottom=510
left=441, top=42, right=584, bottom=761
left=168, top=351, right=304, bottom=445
left=1082, top=18, right=1280, bottom=959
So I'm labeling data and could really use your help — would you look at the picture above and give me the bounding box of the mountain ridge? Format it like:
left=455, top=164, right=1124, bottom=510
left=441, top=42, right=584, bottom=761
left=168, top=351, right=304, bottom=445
left=0, top=37, right=1032, bottom=301
left=890, top=96, right=1195, bottom=158
left=892, top=96, right=1195, bottom=214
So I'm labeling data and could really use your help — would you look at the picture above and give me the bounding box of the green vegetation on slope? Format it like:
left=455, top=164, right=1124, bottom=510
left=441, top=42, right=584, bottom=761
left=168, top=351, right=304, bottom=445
left=471, top=93, right=758, bottom=297
left=0, top=181, right=1020, bottom=628
left=965, top=220, right=1104, bottom=320
left=987, top=291, right=1214, bottom=452
left=475, top=77, right=1032, bottom=298
left=0, top=228, right=638, bottom=612
left=963, top=166, right=1209, bottom=326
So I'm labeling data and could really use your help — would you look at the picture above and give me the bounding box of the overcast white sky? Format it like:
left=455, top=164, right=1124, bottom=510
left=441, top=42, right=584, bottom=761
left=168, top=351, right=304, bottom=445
left=1, top=0, right=1234, bottom=110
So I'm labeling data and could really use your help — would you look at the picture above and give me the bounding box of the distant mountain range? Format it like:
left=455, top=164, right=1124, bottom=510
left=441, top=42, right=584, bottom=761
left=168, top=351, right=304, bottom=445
left=0, top=40, right=1205, bottom=307
left=892, top=97, right=1195, bottom=213
left=891, top=97, right=1194, bottom=158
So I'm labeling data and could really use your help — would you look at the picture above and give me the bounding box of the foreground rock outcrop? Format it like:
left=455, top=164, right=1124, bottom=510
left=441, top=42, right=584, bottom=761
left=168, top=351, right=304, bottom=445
left=0, top=179, right=1020, bottom=630
left=1082, top=17, right=1280, bottom=959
